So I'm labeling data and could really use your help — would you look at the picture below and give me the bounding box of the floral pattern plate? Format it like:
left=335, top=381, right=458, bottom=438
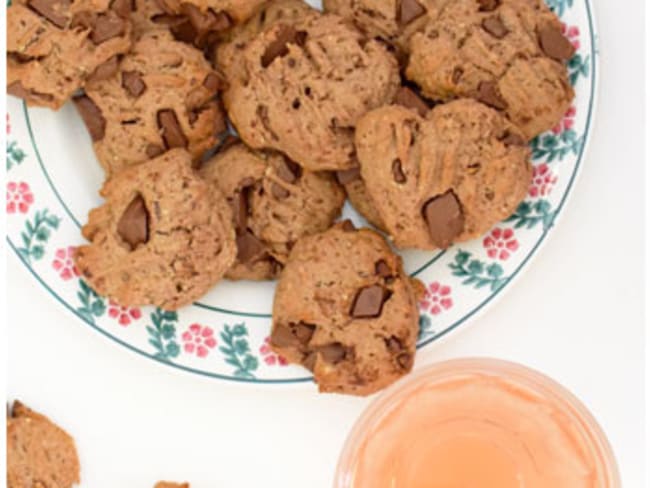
left=6, top=0, right=597, bottom=384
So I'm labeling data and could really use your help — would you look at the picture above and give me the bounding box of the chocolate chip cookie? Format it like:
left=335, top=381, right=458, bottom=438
left=407, top=0, right=575, bottom=139
left=7, top=401, right=80, bottom=488
left=75, top=149, right=236, bottom=310
left=7, top=0, right=132, bottom=109
left=200, top=141, right=346, bottom=280
left=75, top=30, right=227, bottom=176
left=224, top=13, right=401, bottom=171
left=270, top=222, right=421, bottom=396
left=355, top=100, right=532, bottom=250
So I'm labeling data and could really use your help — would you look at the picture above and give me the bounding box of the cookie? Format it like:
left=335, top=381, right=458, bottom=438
left=406, top=0, right=575, bottom=139
left=215, top=0, right=317, bottom=77
left=75, top=30, right=227, bottom=176
left=223, top=13, right=401, bottom=171
left=355, top=100, right=532, bottom=250
left=7, top=401, right=80, bottom=488
left=7, top=0, right=132, bottom=109
left=200, top=141, right=345, bottom=280
left=270, top=222, right=421, bottom=396
left=75, top=149, right=236, bottom=310
left=154, top=483, right=189, bottom=488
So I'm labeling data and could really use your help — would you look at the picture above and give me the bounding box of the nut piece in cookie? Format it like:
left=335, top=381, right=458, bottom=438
left=200, top=141, right=346, bottom=280
left=270, top=222, right=421, bottom=396
left=355, top=100, right=532, bottom=250
left=7, top=401, right=80, bottom=488
left=223, top=12, right=401, bottom=171
left=75, top=149, right=236, bottom=311
left=406, top=0, right=575, bottom=139
left=7, top=0, right=132, bottom=109
left=76, top=30, right=227, bottom=176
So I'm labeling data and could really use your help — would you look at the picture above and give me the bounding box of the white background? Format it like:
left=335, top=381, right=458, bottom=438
left=6, top=0, right=647, bottom=486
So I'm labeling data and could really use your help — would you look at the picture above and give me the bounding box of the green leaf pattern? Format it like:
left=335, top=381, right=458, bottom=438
left=16, top=209, right=61, bottom=263
left=147, top=309, right=181, bottom=362
left=7, top=141, right=26, bottom=171
left=75, top=280, right=107, bottom=324
left=449, top=251, right=509, bottom=292
left=219, top=324, right=258, bottom=379
left=530, top=130, right=584, bottom=163
left=505, top=200, right=557, bottom=231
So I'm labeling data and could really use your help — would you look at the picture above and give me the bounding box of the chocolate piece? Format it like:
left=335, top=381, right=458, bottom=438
left=294, top=322, right=316, bottom=344
left=478, top=0, right=500, bottom=12
left=70, top=10, right=96, bottom=29
left=276, top=157, right=301, bottom=183
left=121, top=70, right=146, bottom=97
left=261, top=25, right=307, bottom=68
left=117, top=194, right=149, bottom=250
left=318, top=343, right=346, bottom=364
left=499, top=131, right=526, bottom=147
left=203, top=72, right=223, bottom=93
left=271, top=323, right=299, bottom=347
left=87, top=56, right=119, bottom=83
left=271, top=183, right=290, bottom=200
left=482, top=16, right=508, bottom=38
left=422, top=191, right=464, bottom=249
left=341, top=219, right=356, bottom=232
left=110, top=0, right=132, bottom=18
left=398, top=0, right=425, bottom=26
left=146, top=144, right=165, bottom=158
left=336, top=167, right=361, bottom=185
left=236, top=230, right=267, bottom=263
left=375, top=260, right=392, bottom=278
left=27, top=0, right=70, bottom=29
left=397, top=352, right=412, bottom=369
left=395, top=86, right=430, bottom=117
left=157, top=109, right=188, bottom=149
left=73, top=95, right=106, bottom=142
left=538, top=25, right=576, bottom=61
left=302, top=351, right=317, bottom=371
left=350, top=285, right=389, bottom=318
left=90, top=13, right=126, bottom=44
left=385, top=336, right=403, bottom=354
left=392, top=159, right=407, bottom=183
left=476, top=81, right=507, bottom=110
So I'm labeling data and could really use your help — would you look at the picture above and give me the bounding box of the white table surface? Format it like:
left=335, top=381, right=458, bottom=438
left=6, top=0, right=647, bottom=486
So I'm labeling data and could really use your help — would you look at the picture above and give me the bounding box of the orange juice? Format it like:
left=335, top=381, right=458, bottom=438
left=336, top=359, right=619, bottom=488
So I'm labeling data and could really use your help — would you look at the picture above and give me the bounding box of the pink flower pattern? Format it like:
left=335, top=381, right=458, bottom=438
left=561, top=23, right=581, bottom=51
left=52, top=246, right=79, bottom=280
left=529, top=163, right=558, bottom=198
left=420, top=282, right=453, bottom=316
left=259, top=337, right=288, bottom=366
left=6, top=182, right=34, bottom=214
left=182, top=324, right=217, bottom=358
left=107, top=301, right=142, bottom=326
left=483, top=228, right=519, bottom=261
left=7, top=113, right=11, bottom=135
left=552, top=105, right=577, bottom=135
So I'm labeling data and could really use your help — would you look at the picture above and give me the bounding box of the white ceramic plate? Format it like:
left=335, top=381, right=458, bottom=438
left=6, top=0, right=597, bottom=384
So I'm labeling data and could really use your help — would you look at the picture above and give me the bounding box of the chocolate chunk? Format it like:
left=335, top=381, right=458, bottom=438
left=91, top=13, right=126, bottom=44
left=482, top=16, right=508, bottom=39
left=27, top=0, right=70, bottom=29
left=233, top=188, right=249, bottom=232
left=117, top=194, right=149, bottom=250
left=294, top=322, right=316, bottom=344
left=261, top=25, right=307, bottom=68
left=203, top=72, right=224, bottom=93
left=478, top=0, right=500, bottom=12
left=73, top=95, right=106, bottom=142
left=392, top=159, right=407, bottom=183
left=398, top=0, right=425, bottom=25
left=271, top=323, right=299, bottom=347
left=271, top=183, right=290, bottom=200
left=499, top=131, right=526, bottom=147
left=70, top=10, right=96, bottom=29
left=476, top=81, right=507, bottom=110
left=145, top=144, right=164, bottom=158
left=236, top=230, right=267, bottom=263
left=350, top=285, right=389, bottom=318
left=395, top=86, right=430, bottom=117
left=318, top=343, right=346, bottom=364
left=452, top=67, right=463, bottom=84
left=182, top=4, right=231, bottom=35
left=87, top=56, right=119, bottom=83
left=110, top=0, right=133, bottom=18
left=157, top=109, right=188, bottom=149
left=375, top=260, right=393, bottom=278
left=302, top=351, right=317, bottom=371
left=121, top=71, right=146, bottom=97
left=341, top=219, right=356, bottom=232
left=385, top=336, right=404, bottom=354
left=422, top=191, right=464, bottom=249
left=169, top=18, right=197, bottom=44
left=538, top=25, right=576, bottom=61
left=276, top=157, right=302, bottom=183
left=397, top=352, right=413, bottom=370
left=336, top=167, right=361, bottom=185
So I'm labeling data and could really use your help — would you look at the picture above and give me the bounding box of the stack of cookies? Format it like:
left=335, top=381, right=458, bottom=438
left=7, top=0, right=575, bottom=395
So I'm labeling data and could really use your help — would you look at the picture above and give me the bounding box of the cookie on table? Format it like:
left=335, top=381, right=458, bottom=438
left=7, top=0, right=132, bottom=109
left=407, top=0, right=575, bottom=139
left=355, top=100, right=532, bottom=250
left=7, top=401, right=80, bottom=488
left=270, top=222, right=421, bottom=396
left=74, top=30, right=227, bottom=176
left=200, top=141, right=346, bottom=280
left=224, top=13, right=401, bottom=171
left=75, top=149, right=236, bottom=311
left=215, top=0, right=317, bottom=77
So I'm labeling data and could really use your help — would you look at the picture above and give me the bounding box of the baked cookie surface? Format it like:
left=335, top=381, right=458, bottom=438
left=406, top=0, right=575, bottom=139
left=7, top=401, right=80, bottom=488
left=270, top=222, right=421, bottom=396
left=75, top=149, right=236, bottom=310
left=7, top=0, right=132, bottom=109
left=200, top=141, right=345, bottom=280
left=224, top=13, right=400, bottom=171
left=154, top=483, right=189, bottom=488
left=76, top=30, right=226, bottom=176
left=355, top=100, right=532, bottom=250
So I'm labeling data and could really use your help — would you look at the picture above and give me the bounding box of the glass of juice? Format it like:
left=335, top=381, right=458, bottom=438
left=335, top=358, right=620, bottom=488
